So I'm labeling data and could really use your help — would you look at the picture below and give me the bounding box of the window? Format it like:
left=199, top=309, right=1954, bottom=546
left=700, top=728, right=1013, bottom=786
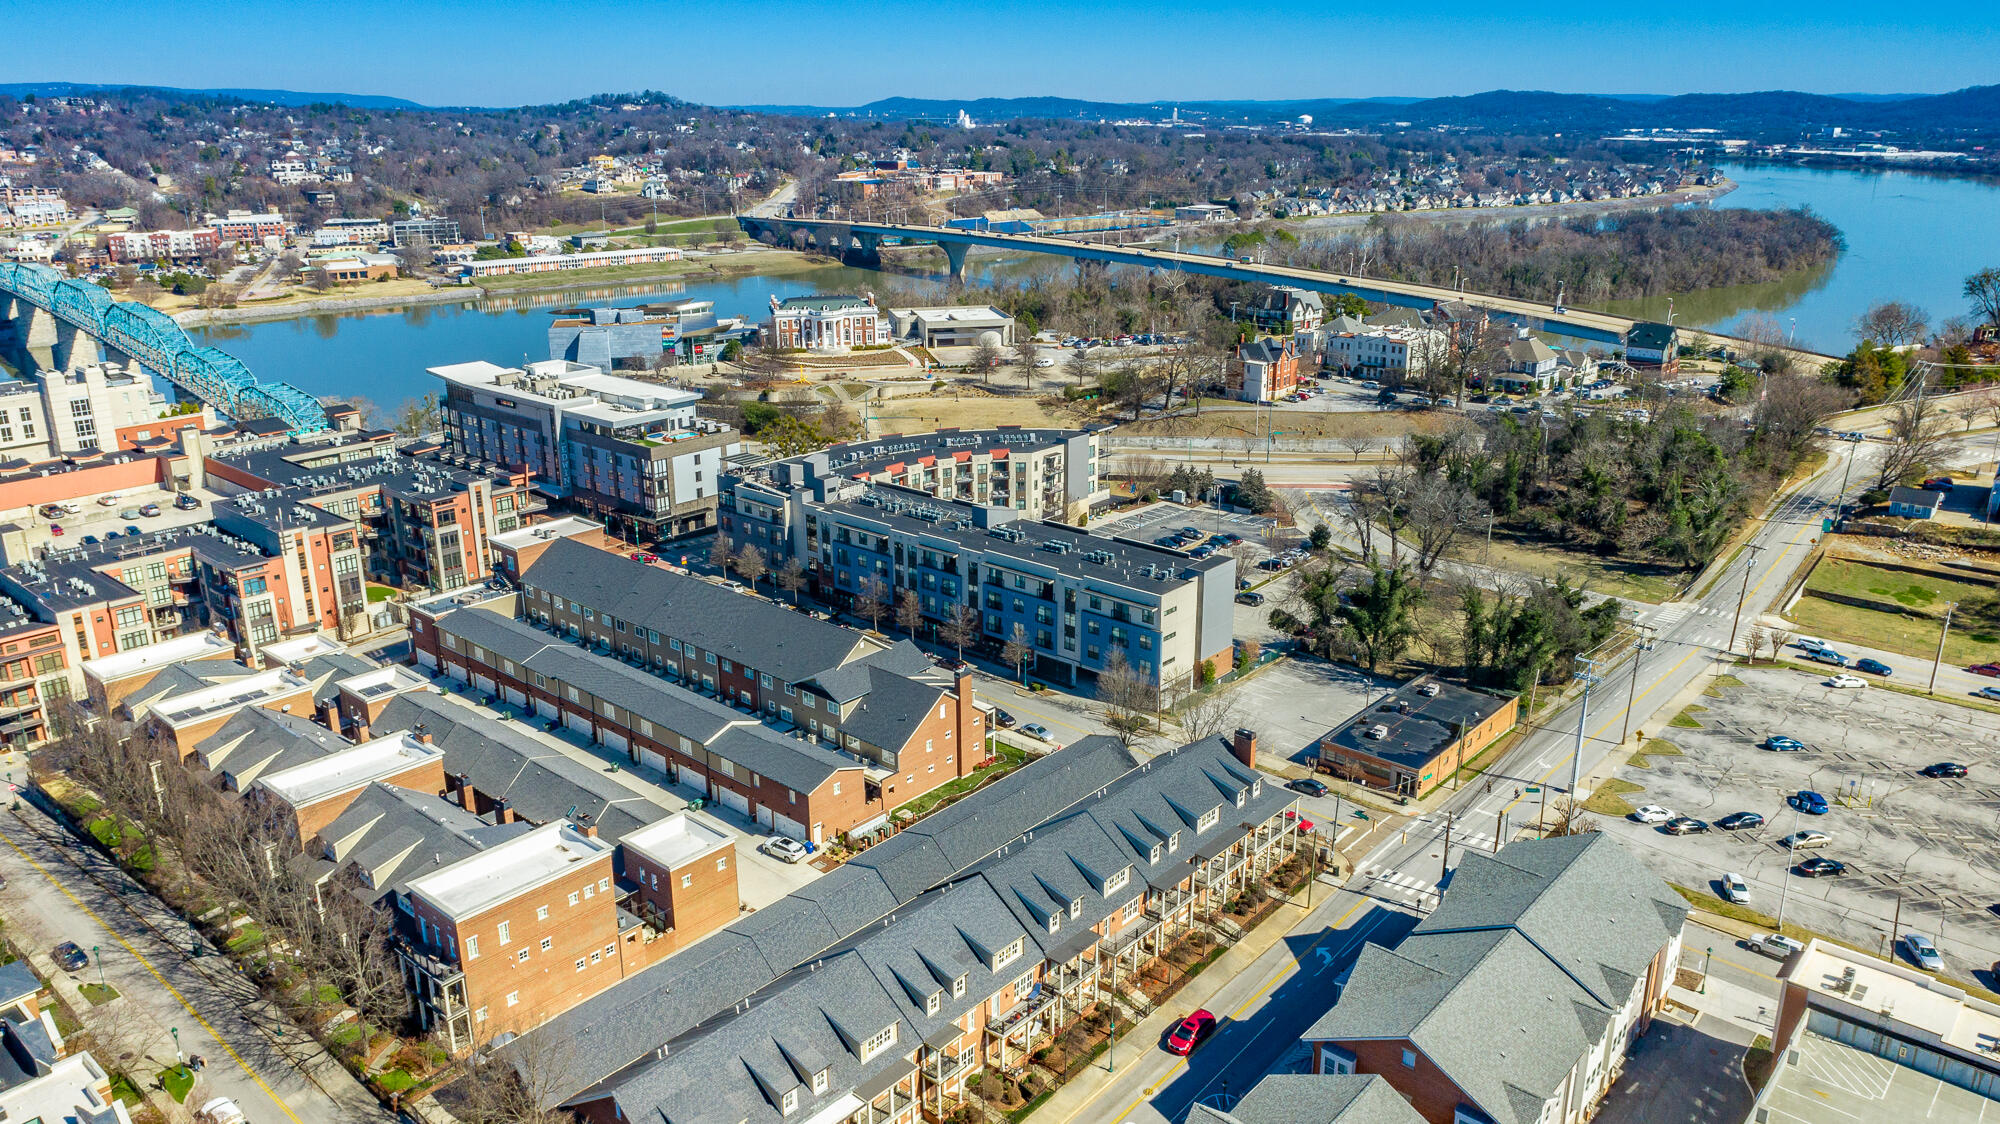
left=576, top=958, right=588, bottom=972
left=992, top=936, right=1024, bottom=972
left=859, top=1023, right=898, bottom=1062
left=926, top=992, right=942, bottom=1016
left=1047, top=911, right=1061, bottom=934
left=536, top=906, right=549, bottom=921
left=497, top=921, right=511, bottom=945
left=1197, top=808, right=1219, bottom=832
left=506, top=991, right=520, bottom=1008
left=780, top=1089, right=798, bottom=1116
left=813, top=1069, right=830, bottom=1094
left=716, top=856, right=728, bottom=872
left=1104, top=867, right=1130, bottom=895
left=1401, top=1048, right=1417, bottom=1068
left=539, top=937, right=553, bottom=952
left=515, top=949, right=529, bottom=963
left=598, top=877, right=610, bottom=892
left=681, top=873, right=692, bottom=889
left=475, top=1006, right=488, bottom=1023
left=832, top=781, right=841, bottom=796
left=568, top=892, right=580, bottom=906
left=465, top=935, right=480, bottom=959
left=1123, top=898, right=1143, bottom=922
left=953, top=974, right=967, bottom=998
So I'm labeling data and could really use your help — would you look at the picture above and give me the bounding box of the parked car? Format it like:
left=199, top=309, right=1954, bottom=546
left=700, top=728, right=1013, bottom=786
left=1022, top=723, right=1052, bottom=740
left=48, top=524, right=62, bottom=537
left=96, top=495, right=120, bottom=507
left=1804, top=648, right=1848, bottom=667
left=1631, top=805, right=1673, bottom=824
left=118, top=507, right=142, bottom=520
left=1854, top=658, right=1893, bottom=676
left=1826, top=673, right=1868, bottom=689
left=990, top=708, right=1018, bottom=729
left=1781, top=829, right=1832, bottom=849
left=80, top=535, right=97, bottom=545
left=52, top=942, right=88, bottom=971
left=1165, top=1009, right=1217, bottom=1056
left=1764, top=735, right=1805, bottom=752
left=1287, top=777, right=1329, bottom=798
left=138, top=503, right=161, bottom=517
left=1753, top=933, right=1807, bottom=960
left=1721, top=873, right=1750, bottom=904
left=1664, top=816, right=1709, bottom=835
left=1920, top=762, right=1969, bottom=778
left=124, top=524, right=141, bottom=537
left=196, top=1098, right=246, bottom=1124
left=1902, top=933, right=1944, bottom=971
left=1716, top=811, right=1766, bottom=831
left=37, top=504, right=62, bottom=519
left=1797, top=857, right=1847, bottom=878
left=1921, top=477, right=1955, bottom=491
left=173, top=493, right=201, bottom=510
left=1791, top=790, right=1830, bottom=815
left=1792, top=636, right=1832, bottom=652
left=1235, top=591, right=1265, bottom=606
left=1257, top=558, right=1287, bottom=572
left=762, top=837, right=809, bottom=864
left=629, top=551, right=659, bottom=563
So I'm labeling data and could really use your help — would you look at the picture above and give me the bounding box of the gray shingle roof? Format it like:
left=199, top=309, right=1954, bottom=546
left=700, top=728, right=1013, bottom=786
left=0, top=961, right=39, bottom=1005
left=315, top=782, right=519, bottom=902
left=196, top=707, right=347, bottom=787
left=1186, top=1074, right=1424, bottom=1124
left=523, top=539, right=870, bottom=685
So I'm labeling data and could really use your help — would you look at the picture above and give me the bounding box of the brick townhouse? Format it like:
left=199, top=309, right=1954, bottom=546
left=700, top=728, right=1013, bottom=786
left=1301, top=833, right=1686, bottom=1124
left=414, top=605, right=970, bottom=844
left=247, top=729, right=449, bottom=844
left=530, top=730, right=1306, bottom=1124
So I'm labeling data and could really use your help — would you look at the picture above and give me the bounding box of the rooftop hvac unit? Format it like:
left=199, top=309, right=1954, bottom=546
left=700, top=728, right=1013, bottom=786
left=1362, top=724, right=1389, bottom=740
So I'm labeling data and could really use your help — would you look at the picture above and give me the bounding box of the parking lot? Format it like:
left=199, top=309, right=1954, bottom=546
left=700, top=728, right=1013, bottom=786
left=1590, top=664, right=2000, bottom=981
left=1097, top=500, right=1303, bottom=560
left=10, top=483, right=224, bottom=554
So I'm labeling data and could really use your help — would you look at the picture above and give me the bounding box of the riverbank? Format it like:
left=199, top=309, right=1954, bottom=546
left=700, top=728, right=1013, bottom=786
left=173, top=247, right=838, bottom=328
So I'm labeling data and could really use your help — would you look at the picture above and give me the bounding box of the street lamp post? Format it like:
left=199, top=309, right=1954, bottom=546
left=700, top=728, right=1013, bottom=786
left=1929, top=602, right=1957, bottom=695
left=1621, top=625, right=1656, bottom=747
left=170, top=1026, right=181, bottom=1064
left=1727, top=543, right=1764, bottom=656
left=1568, top=656, right=1602, bottom=799
left=93, top=946, right=102, bottom=990
left=1776, top=803, right=1802, bottom=932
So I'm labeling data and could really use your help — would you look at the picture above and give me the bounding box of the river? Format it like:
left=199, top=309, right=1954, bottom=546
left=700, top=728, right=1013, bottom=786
left=191, top=163, right=2000, bottom=412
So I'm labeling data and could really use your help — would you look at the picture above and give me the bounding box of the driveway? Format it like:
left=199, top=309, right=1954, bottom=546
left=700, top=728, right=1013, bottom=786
left=1595, top=1019, right=1755, bottom=1124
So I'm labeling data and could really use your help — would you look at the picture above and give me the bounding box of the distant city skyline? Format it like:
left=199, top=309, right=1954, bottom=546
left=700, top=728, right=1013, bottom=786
left=7, top=0, right=1995, bottom=109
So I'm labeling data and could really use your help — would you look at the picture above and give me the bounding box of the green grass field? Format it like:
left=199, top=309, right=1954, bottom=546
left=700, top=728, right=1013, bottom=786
left=1583, top=778, right=1643, bottom=816
left=1786, top=593, right=2000, bottom=669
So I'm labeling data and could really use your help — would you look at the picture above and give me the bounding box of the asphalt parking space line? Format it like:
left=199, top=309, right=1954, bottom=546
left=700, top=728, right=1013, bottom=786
left=0, top=821, right=306, bottom=1124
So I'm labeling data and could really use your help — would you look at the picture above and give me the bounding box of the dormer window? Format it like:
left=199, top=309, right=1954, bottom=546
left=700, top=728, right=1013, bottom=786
left=1068, top=898, right=1082, bottom=919
left=813, top=1069, right=830, bottom=1094
left=1047, top=911, right=1061, bottom=934
left=926, top=991, right=942, bottom=1016
left=1148, top=844, right=1161, bottom=864
left=1251, top=779, right=1262, bottom=798
left=859, top=1023, right=898, bottom=1062
left=992, top=936, right=1024, bottom=971
left=1168, top=831, right=1182, bottom=854
left=1104, top=867, right=1130, bottom=895
left=953, top=974, right=967, bottom=998
left=1234, top=789, right=1245, bottom=808
left=1198, top=807, right=1220, bottom=831
left=781, top=1088, right=798, bottom=1116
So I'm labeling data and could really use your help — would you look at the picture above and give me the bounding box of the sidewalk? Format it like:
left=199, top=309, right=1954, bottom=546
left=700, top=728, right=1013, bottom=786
left=1032, top=887, right=1330, bottom=1124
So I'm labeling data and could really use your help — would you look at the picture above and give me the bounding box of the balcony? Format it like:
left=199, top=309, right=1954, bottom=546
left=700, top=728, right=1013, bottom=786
left=857, top=1087, right=916, bottom=1124
left=921, top=1049, right=977, bottom=1085
left=987, top=985, right=1056, bottom=1037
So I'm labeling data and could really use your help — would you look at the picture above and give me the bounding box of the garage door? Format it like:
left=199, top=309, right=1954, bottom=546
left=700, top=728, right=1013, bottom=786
left=501, top=686, right=527, bottom=708
left=473, top=673, right=496, bottom=695
left=442, top=662, right=468, bottom=683
left=772, top=812, right=806, bottom=841
left=566, top=711, right=593, bottom=736
left=416, top=649, right=438, bottom=670
left=601, top=729, right=628, bottom=752
left=716, top=785, right=749, bottom=816
left=639, top=747, right=666, bottom=773
left=754, top=805, right=774, bottom=830
left=534, top=696, right=558, bottom=719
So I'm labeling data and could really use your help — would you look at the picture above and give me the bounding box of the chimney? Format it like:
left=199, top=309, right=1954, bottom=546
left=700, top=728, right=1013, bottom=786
left=417, top=731, right=433, bottom=745
left=579, top=822, right=599, bottom=839
left=953, top=667, right=978, bottom=779
left=1230, top=728, right=1258, bottom=769
left=455, top=772, right=473, bottom=808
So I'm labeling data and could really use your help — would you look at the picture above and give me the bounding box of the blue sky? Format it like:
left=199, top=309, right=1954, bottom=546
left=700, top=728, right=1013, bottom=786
left=9, top=0, right=1996, bottom=108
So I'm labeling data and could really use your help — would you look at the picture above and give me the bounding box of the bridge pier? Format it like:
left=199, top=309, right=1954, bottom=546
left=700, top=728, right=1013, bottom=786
left=843, top=232, right=883, bottom=269
left=941, top=241, right=968, bottom=284
left=53, top=320, right=101, bottom=371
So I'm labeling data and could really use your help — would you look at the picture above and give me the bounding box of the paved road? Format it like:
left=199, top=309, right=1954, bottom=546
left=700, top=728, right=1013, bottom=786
left=0, top=799, right=390, bottom=1124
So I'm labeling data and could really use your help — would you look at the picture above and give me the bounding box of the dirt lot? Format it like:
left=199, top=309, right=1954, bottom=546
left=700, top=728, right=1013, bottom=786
left=1122, top=408, right=1446, bottom=442
left=1589, top=664, right=2000, bottom=985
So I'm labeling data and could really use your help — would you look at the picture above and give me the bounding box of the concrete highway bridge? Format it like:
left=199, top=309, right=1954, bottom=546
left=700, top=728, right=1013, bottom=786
left=0, top=262, right=325, bottom=432
left=737, top=215, right=1839, bottom=364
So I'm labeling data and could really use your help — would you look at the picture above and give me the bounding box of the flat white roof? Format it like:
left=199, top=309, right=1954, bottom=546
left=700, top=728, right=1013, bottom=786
left=490, top=516, right=604, bottom=551
left=252, top=731, right=442, bottom=807
left=83, top=630, right=234, bottom=685
left=620, top=812, right=732, bottom=871
left=1790, top=939, right=2000, bottom=1055
left=892, top=305, right=1011, bottom=325
left=259, top=634, right=349, bottom=668
left=336, top=664, right=431, bottom=704
left=407, top=821, right=614, bottom=920
left=147, top=668, right=310, bottom=727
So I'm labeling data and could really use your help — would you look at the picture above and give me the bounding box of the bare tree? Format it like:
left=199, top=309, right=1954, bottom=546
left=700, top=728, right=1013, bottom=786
left=855, top=574, right=891, bottom=632
left=1753, top=375, right=1851, bottom=450
left=708, top=531, right=735, bottom=578
left=1745, top=624, right=1769, bottom=664
left=971, top=337, right=1003, bottom=380
left=1402, top=473, right=1488, bottom=574
left=734, top=545, right=767, bottom=589
left=1337, top=435, right=1374, bottom=463
left=1543, top=796, right=1600, bottom=838
left=938, top=602, right=979, bottom=659
left=775, top=557, right=807, bottom=604
left=893, top=588, right=923, bottom=638
left=1873, top=391, right=1954, bottom=491
left=448, top=1030, right=579, bottom=1124
left=1177, top=690, right=1240, bottom=743
left=1097, top=651, right=1158, bottom=747
left=1001, top=623, right=1033, bottom=683
left=1013, top=337, right=1041, bottom=386
left=1855, top=301, right=1930, bottom=349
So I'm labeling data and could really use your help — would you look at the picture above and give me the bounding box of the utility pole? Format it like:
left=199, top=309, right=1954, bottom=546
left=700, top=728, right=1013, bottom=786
left=1835, top=439, right=1859, bottom=522
left=1569, top=656, right=1602, bottom=798
left=1727, top=543, right=1763, bottom=655
left=1929, top=602, right=1956, bottom=695
left=1776, top=803, right=1802, bottom=932
left=1441, top=814, right=1453, bottom=885
left=1621, top=625, right=1655, bottom=747
left=1536, top=783, right=1549, bottom=839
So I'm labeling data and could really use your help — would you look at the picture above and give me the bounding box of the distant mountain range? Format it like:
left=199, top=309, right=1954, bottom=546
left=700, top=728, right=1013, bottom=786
left=3, top=81, right=1992, bottom=135
left=0, top=81, right=425, bottom=109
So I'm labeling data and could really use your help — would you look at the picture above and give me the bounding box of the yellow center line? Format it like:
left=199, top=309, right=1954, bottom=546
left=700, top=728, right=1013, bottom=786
left=1104, top=896, right=1371, bottom=1124
left=0, top=824, right=306, bottom=1124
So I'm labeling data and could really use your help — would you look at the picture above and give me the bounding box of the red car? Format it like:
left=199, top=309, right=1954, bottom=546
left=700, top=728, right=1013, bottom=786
left=629, top=551, right=660, bottom=564
left=1165, top=1009, right=1216, bottom=1055
left=1970, top=664, right=2000, bottom=678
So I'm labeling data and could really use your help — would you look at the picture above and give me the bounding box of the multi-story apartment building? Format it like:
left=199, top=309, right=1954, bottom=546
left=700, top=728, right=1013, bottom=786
left=1245, top=286, right=1324, bottom=335
left=0, top=598, right=69, bottom=747
left=1226, top=337, right=1301, bottom=402
left=765, top=294, right=886, bottom=351
left=542, top=729, right=1304, bottom=1124
left=206, top=211, right=290, bottom=243
left=37, top=363, right=167, bottom=454
left=430, top=359, right=737, bottom=541
left=389, top=217, right=462, bottom=247
left=1301, top=834, right=1686, bottom=1124
left=310, top=218, right=390, bottom=247
left=0, top=379, right=47, bottom=461
left=546, top=306, right=679, bottom=369
left=725, top=428, right=1105, bottom=538
left=105, top=228, right=222, bottom=263
left=724, top=475, right=1236, bottom=691
left=1321, top=316, right=1447, bottom=381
